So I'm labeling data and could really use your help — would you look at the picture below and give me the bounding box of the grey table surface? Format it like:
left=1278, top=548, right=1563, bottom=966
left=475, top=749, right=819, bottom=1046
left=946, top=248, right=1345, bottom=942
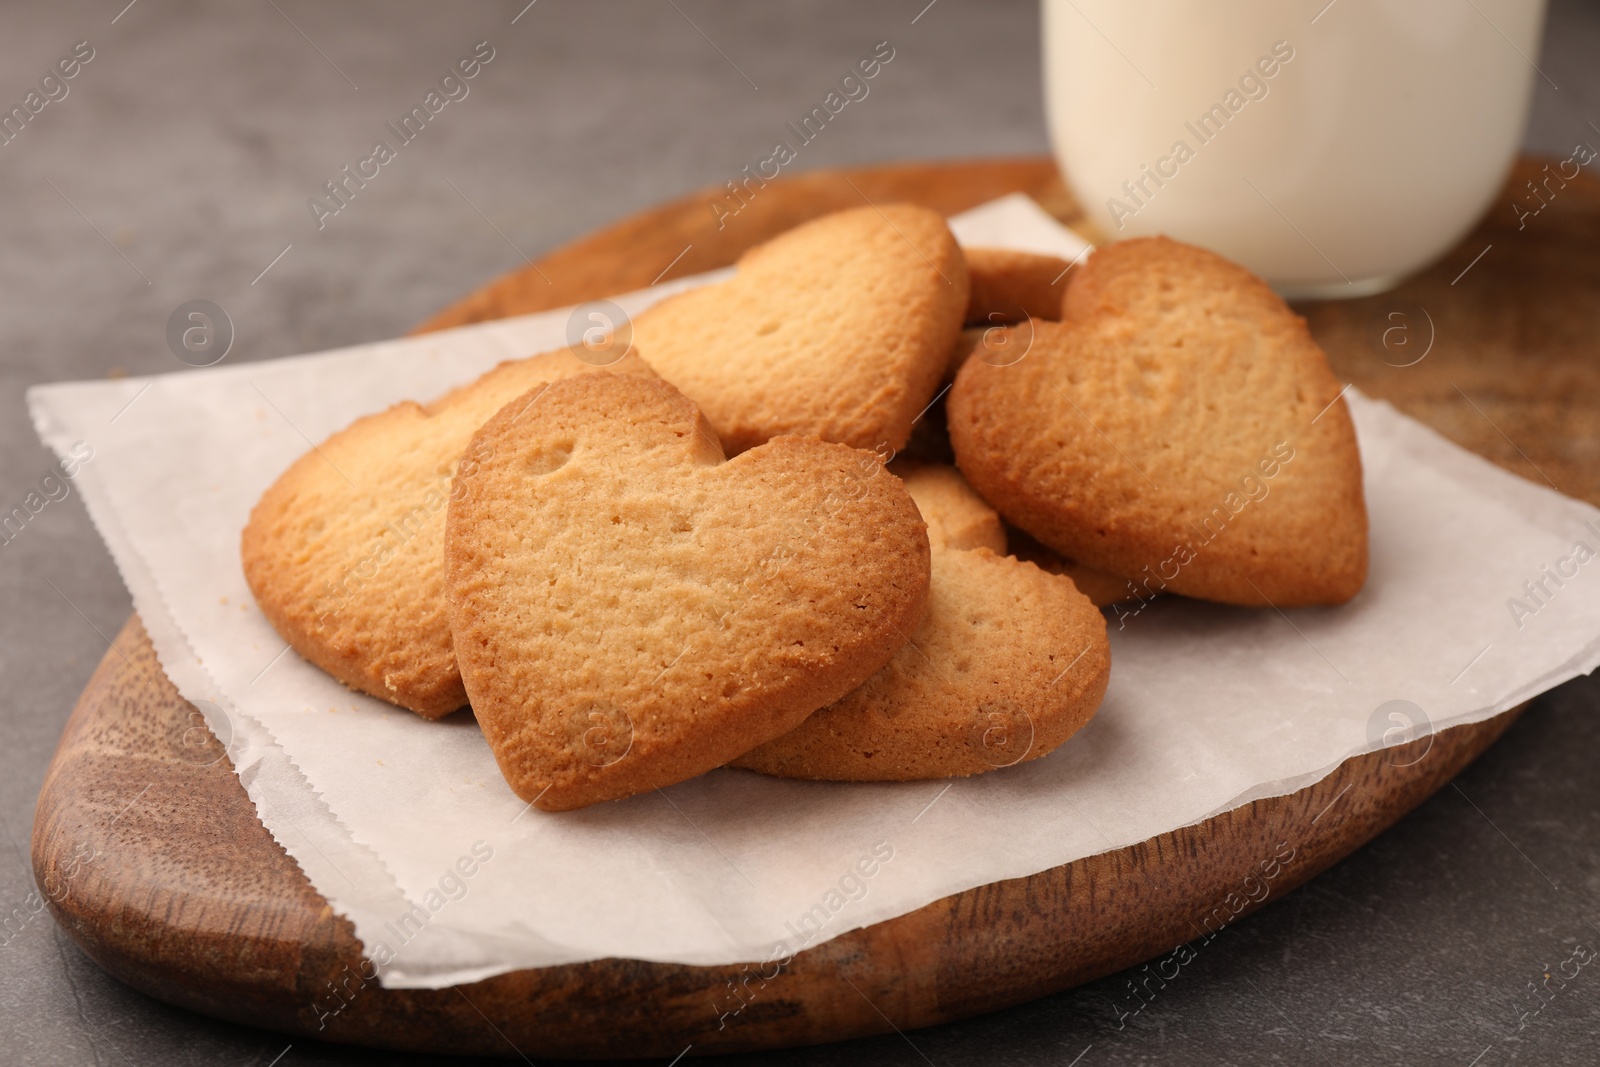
left=2, top=1, right=1598, bottom=1064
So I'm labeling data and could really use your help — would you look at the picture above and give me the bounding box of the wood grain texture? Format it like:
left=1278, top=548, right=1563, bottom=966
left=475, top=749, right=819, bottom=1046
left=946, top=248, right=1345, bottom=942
left=32, top=156, right=1595, bottom=1058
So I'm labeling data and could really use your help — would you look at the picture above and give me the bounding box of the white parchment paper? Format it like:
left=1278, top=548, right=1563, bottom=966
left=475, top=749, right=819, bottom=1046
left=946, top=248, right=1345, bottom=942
left=28, top=196, right=1600, bottom=988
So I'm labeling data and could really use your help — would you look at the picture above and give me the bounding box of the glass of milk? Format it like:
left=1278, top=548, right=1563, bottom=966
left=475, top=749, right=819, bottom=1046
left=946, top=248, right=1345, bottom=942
left=1042, top=0, right=1547, bottom=298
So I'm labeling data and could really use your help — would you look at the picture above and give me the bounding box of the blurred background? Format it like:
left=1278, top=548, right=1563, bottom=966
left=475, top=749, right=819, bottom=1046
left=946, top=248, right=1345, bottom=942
left=3, top=2, right=1599, bottom=1064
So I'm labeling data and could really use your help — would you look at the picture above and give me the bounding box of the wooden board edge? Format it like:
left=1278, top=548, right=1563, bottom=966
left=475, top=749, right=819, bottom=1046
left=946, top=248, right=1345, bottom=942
left=32, top=614, right=1522, bottom=1058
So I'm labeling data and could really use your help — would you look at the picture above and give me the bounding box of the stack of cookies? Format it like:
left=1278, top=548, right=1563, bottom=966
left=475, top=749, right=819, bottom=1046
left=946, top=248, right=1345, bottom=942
left=243, top=204, right=1366, bottom=812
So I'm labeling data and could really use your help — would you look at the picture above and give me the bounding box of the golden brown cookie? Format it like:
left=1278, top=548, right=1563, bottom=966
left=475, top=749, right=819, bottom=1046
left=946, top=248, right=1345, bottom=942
left=732, top=549, right=1108, bottom=781
left=632, top=205, right=968, bottom=455
left=733, top=462, right=1108, bottom=781
left=891, top=460, right=1006, bottom=553
left=241, top=349, right=655, bottom=718
left=948, top=236, right=1367, bottom=606
left=444, top=373, right=932, bottom=810
left=963, top=246, right=1072, bottom=325
left=945, top=320, right=1061, bottom=386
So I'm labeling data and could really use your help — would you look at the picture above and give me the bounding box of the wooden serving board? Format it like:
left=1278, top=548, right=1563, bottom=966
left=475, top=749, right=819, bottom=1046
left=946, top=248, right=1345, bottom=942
left=32, top=157, right=1600, bottom=1059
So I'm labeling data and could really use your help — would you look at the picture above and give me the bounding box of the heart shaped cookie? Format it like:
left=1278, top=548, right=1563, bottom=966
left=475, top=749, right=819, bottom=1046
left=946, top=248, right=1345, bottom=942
left=444, top=373, right=932, bottom=810
left=241, top=349, right=656, bottom=718
left=948, top=236, right=1367, bottom=606
left=734, top=461, right=1109, bottom=780
left=632, top=204, right=968, bottom=455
